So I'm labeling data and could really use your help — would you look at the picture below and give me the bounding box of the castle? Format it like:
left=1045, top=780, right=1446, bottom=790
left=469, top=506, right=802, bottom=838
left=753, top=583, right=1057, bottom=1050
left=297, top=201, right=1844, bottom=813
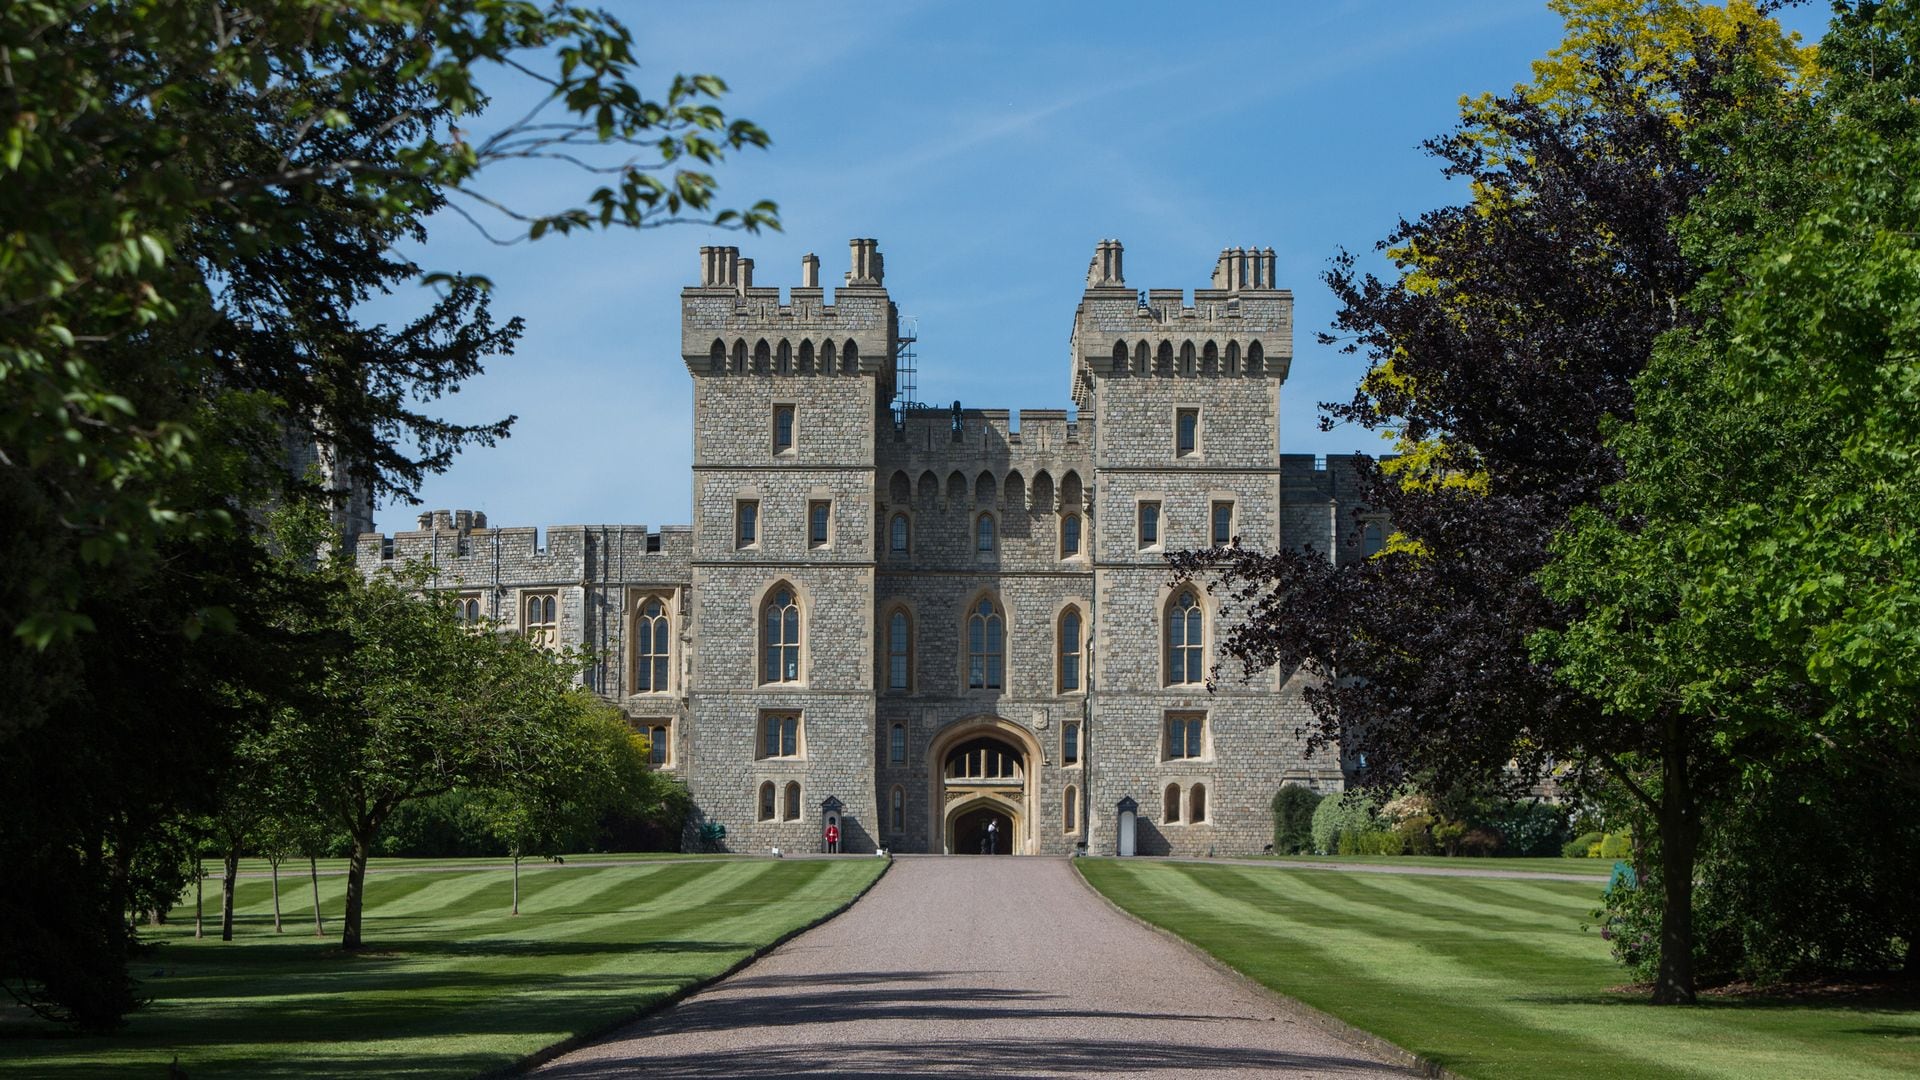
left=355, top=239, right=1382, bottom=856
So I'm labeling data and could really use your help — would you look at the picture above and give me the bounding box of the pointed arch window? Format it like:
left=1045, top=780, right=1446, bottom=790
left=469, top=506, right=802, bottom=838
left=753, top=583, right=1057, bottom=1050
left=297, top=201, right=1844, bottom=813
left=1163, top=783, right=1182, bottom=824
left=758, top=781, right=777, bottom=822
left=890, top=512, right=910, bottom=554
left=762, top=586, right=801, bottom=683
left=783, top=781, right=801, bottom=821
left=966, top=595, right=1005, bottom=690
left=890, top=785, right=906, bottom=832
left=523, top=592, right=558, bottom=649
left=1065, top=784, right=1079, bottom=834
left=1167, top=590, right=1203, bottom=685
left=976, top=513, right=996, bottom=553
left=1061, top=512, right=1082, bottom=557
left=887, top=609, right=912, bottom=691
left=1057, top=607, right=1083, bottom=693
left=634, top=596, right=670, bottom=692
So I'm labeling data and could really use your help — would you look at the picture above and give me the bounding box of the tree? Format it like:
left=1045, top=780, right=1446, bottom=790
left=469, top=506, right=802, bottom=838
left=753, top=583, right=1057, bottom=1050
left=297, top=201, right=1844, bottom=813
left=1168, top=0, right=1807, bottom=1003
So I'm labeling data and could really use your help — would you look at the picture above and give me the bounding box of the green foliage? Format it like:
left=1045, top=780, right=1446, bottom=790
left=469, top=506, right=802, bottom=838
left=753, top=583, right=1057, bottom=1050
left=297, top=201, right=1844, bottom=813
left=1339, top=829, right=1408, bottom=857
left=1483, top=800, right=1572, bottom=858
left=1271, top=784, right=1324, bottom=854
left=1565, top=831, right=1604, bottom=859
left=1598, top=833, right=1633, bottom=860
left=1311, top=792, right=1382, bottom=856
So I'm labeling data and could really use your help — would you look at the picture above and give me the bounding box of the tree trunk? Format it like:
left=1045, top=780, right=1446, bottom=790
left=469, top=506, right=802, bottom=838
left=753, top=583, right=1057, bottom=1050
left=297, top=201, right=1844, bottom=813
left=1651, top=714, right=1700, bottom=1005
left=511, top=850, right=521, bottom=916
left=220, top=846, right=240, bottom=941
left=270, top=857, right=283, bottom=933
left=309, top=856, right=324, bottom=937
left=342, top=834, right=371, bottom=949
left=193, top=860, right=204, bottom=939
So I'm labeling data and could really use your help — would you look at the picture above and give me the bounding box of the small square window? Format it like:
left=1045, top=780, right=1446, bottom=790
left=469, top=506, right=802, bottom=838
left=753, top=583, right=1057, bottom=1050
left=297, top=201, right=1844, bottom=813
left=759, top=712, right=801, bottom=759
left=773, top=405, right=795, bottom=453
left=736, top=500, right=759, bottom=548
left=1138, top=501, right=1161, bottom=548
left=1164, top=712, right=1206, bottom=760
left=1212, top=501, right=1234, bottom=546
left=808, top=500, right=831, bottom=548
left=1176, top=408, right=1199, bottom=456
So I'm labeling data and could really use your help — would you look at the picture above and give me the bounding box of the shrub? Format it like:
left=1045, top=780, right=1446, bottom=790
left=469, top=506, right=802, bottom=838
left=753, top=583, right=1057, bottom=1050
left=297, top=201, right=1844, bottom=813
left=1564, top=830, right=1603, bottom=859
left=1459, top=827, right=1502, bottom=856
left=1483, top=799, right=1572, bottom=857
left=1310, top=792, right=1380, bottom=855
left=1598, top=832, right=1632, bottom=860
left=1344, top=829, right=1405, bottom=856
left=1271, top=784, right=1324, bottom=854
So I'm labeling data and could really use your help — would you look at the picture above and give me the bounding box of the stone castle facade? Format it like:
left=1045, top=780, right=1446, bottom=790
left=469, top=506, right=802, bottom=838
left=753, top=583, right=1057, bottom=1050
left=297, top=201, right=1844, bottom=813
left=355, top=239, right=1381, bottom=856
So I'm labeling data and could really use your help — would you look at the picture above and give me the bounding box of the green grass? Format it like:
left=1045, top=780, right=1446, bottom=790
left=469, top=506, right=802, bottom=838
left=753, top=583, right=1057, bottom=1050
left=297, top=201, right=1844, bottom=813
left=1078, top=860, right=1920, bottom=1080
left=0, top=857, right=887, bottom=1078
left=1264, top=854, right=1610, bottom=877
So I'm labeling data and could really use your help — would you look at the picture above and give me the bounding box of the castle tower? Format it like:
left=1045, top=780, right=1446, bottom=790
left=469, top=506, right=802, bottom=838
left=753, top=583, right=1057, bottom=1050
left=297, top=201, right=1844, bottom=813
left=680, top=240, right=897, bottom=852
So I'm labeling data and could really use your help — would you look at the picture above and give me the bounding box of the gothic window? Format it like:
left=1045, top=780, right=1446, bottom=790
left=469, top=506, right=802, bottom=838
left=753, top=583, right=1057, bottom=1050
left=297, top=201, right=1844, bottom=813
left=1248, top=340, right=1264, bottom=375
left=1057, top=607, right=1082, bottom=693
left=762, top=586, right=800, bottom=683
left=736, top=500, right=759, bottom=548
left=808, top=500, right=831, bottom=548
left=634, top=719, right=671, bottom=767
left=842, top=339, right=859, bottom=374
left=887, top=609, right=911, bottom=691
left=976, top=513, right=996, bottom=553
left=1064, top=784, right=1079, bottom=834
left=1363, top=522, right=1385, bottom=557
left=966, top=595, right=1005, bottom=690
left=1176, top=408, right=1199, bottom=456
left=758, top=781, right=776, bottom=822
left=1189, top=783, right=1209, bottom=824
left=759, top=712, right=801, bottom=758
left=773, top=405, right=795, bottom=452
left=1212, top=501, right=1235, bottom=547
left=890, top=723, right=907, bottom=764
left=634, top=596, right=670, bottom=692
left=455, top=594, right=481, bottom=624
left=1138, top=501, right=1161, bottom=548
left=1062, top=720, right=1081, bottom=767
left=890, top=513, right=910, bottom=554
left=1164, top=712, right=1206, bottom=760
left=523, top=592, right=558, bottom=649
left=1166, top=589, right=1203, bottom=684
left=783, top=781, right=801, bottom=821
left=1163, top=783, right=1182, bottom=824
left=890, top=785, right=905, bottom=832
left=1061, top=512, right=1082, bottom=557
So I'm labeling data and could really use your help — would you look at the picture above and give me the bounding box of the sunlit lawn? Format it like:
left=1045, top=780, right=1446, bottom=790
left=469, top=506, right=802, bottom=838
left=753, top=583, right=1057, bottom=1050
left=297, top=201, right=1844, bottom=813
left=0, top=857, right=886, bottom=1078
left=1079, top=860, right=1920, bottom=1080
left=1264, top=853, right=1610, bottom=877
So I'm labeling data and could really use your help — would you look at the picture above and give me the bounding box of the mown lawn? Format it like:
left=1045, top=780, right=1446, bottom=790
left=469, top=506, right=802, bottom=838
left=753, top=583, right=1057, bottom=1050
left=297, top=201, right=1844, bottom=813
left=1266, top=854, right=1609, bottom=877
left=1078, top=860, right=1920, bottom=1080
left=0, top=857, right=887, bottom=1078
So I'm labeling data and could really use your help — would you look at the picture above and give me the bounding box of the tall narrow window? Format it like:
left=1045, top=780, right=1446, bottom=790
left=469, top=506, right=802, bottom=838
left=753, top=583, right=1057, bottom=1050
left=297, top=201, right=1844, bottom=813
left=736, top=500, right=759, bottom=548
left=641, top=721, right=670, bottom=766
left=1138, top=501, right=1160, bottom=548
left=1164, top=783, right=1182, bottom=823
left=1362, top=522, right=1385, bottom=557
left=966, top=596, right=1005, bottom=690
left=784, top=781, right=801, bottom=821
left=890, top=786, right=905, bottom=832
left=762, top=587, right=800, bottom=683
left=1164, top=712, right=1205, bottom=760
left=808, top=500, right=831, bottom=548
left=1176, top=408, right=1199, bottom=456
left=1212, top=501, right=1234, bottom=547
left=887, top=610, right=911, bottom=690
left=976, top=513, right=996, bottom=553
left=1062, top=720, right=1081, bottom=766
left=759, top=782, right=777, bottom=822
left=890, top=723, right=907, bottom=764
left=1057, top=608, right=1082, bottom=693
left=1167, top=590, right=1203, bottom=684
left=760, top=712, right=800, bottom=758
left=635, top=597, right=670, bottom=691
left=773, top=405, right=795, bottom=452
left=890, top=513, right=910, bottom=554
left=1064, top=785, right=1079, bottom=834
left=1061, top=512, right=1082, bottom=557
left=1189, top=783, right=1208, bottom=823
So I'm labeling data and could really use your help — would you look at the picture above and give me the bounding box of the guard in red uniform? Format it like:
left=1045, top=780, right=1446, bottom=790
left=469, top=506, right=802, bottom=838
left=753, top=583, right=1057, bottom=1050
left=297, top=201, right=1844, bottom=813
left=824, top=822, right=840, bottom=854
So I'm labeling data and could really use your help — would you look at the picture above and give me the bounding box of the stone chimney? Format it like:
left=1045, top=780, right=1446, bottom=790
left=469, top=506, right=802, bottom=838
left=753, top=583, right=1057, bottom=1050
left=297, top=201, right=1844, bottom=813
left=801, top=252, right=820, bottom=288
left=1087, top=239, right=1126, bottom=287
left=845, top=238, right=884, bottom=286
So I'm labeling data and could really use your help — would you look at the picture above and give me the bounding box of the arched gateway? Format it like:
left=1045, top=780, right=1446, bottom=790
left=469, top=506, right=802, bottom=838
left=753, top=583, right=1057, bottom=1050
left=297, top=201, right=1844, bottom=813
left=928, top=718, right=1039, bottom=854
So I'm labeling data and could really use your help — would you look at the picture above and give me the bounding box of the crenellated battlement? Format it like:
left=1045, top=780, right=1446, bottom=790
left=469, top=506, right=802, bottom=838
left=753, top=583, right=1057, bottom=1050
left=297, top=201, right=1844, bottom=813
left=682, top=238, right=897, bottom=385
left=354, top=518, right=691, bottom=589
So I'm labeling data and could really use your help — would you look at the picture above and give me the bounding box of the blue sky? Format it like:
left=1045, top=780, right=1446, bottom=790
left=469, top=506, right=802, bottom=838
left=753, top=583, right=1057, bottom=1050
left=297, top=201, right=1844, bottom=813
left=373, top=1, right=1826, bottom=533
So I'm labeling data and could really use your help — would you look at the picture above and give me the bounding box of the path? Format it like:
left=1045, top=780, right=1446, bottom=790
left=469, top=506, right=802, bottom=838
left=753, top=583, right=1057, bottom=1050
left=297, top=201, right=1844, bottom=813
left=536, top=856, right=1411, bottom=1079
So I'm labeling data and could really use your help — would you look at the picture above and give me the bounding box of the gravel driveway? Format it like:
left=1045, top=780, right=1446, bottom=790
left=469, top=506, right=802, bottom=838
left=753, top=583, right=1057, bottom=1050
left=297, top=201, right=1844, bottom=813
left=535, top=855, right=1411, bottom=1078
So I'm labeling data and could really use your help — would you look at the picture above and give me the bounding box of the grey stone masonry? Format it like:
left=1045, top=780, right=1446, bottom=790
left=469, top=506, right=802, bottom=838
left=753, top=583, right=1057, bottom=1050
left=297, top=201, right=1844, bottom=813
left=355, top=238, right=1373, bottom=859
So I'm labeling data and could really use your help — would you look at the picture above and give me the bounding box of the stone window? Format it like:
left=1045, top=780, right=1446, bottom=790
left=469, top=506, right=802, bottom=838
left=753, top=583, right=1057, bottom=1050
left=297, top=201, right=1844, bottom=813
left=886, top=609, right=912, bottom=691
left=1166, top=589, right=1203, bottom=685
left=890, top=513, right=910, bottom=554
left=455, top=593, right=482, bottom=625
left=522, top=592, right=558, bottom=649
left=1061, top=720, right=1081, bottom=767
left=976, top=512, right=995, bottom=553
left=1164, top=712, right=1206, bottom=761
left=1061, top=512, right=1082, bottom=557
left=1057, top=607, right=1082, bottom=693
left=634, top=718, right=671, bottom=767
left=761, top=586, right=800, bottom=683
left=758, top=781, right=777, bottom=822
left=890, top=785, right=905, bottom=832
left=1212, top=501, right=1235, bottom=547
left=1163, top=783, right=1182, bottom=824
left=633, top=596, right=670, bottom=692
left=773, top=405, right=795, bottom=453
left=759, top=711, right=801, bottom=759
left=783, top=781, right=801, bottom=821
left=1064, top=784, right=1079, bottom=834
left=1188, top=782, right=1208, bottom=824
left=966, top=595, right=1005, bottom=690
left=890, top=723, right=906, bottom=764
left=1176, top=408, right=1199, bottom=456
left=736, top=500, right=759, bottom=549
left=1362, top=521, right=1385, bottom=557
left=1138, top=501, right=1160, bottom=549
left=808, top=500, right=831, bottom=549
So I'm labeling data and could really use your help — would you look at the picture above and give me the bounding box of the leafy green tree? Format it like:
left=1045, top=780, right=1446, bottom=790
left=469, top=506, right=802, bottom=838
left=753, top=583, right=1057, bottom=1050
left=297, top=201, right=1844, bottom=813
left=1271, top=785, right=1323, bottom=855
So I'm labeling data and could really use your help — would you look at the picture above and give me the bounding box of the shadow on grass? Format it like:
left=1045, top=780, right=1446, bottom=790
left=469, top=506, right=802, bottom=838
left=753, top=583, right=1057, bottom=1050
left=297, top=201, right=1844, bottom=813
left=1512, top=990, right=1920, bottom=1015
